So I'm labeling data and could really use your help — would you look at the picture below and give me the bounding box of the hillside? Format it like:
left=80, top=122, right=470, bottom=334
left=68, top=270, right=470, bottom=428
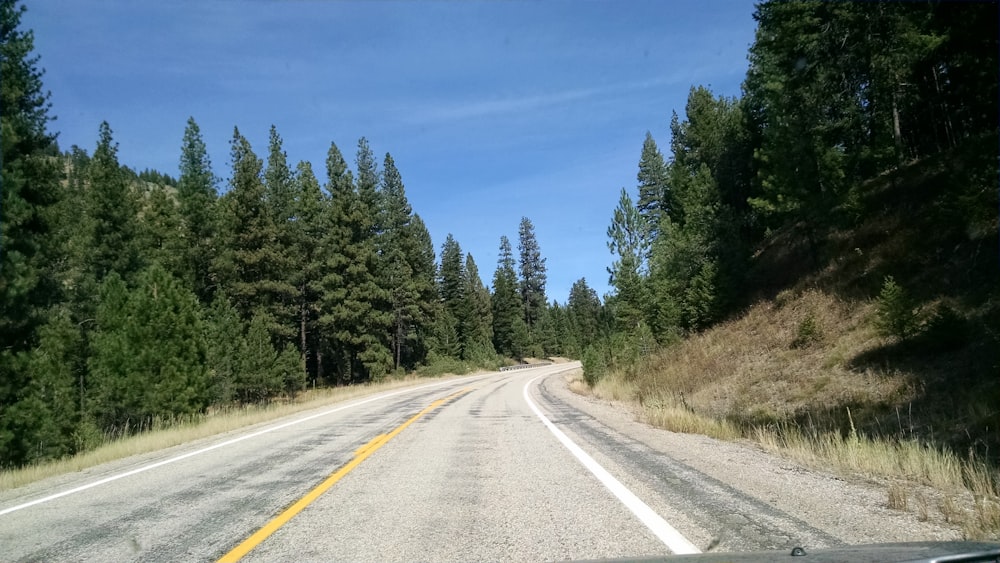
left=585, top=137, right=999, bottom=537
left=737, top=135, right=999, bottom=451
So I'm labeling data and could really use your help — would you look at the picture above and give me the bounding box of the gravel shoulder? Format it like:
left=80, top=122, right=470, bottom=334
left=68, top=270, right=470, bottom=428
left=543, top=369, right=962, bottom=547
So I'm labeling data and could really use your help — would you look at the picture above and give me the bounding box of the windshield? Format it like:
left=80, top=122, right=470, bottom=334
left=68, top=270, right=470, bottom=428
left=2, top=1, right=997, bottom=561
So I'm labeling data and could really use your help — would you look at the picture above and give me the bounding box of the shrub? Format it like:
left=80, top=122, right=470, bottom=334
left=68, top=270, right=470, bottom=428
left=582, top=345, right=607, bottom=386
left=792, top=311, right=822, bottom=348
left=874, top=276, right=917, bottom=339
left=416, top=353, right=467, bottom=377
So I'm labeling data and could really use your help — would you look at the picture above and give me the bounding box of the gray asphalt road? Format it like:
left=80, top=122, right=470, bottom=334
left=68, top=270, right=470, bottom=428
left=0, top=364, right=844, bottom=562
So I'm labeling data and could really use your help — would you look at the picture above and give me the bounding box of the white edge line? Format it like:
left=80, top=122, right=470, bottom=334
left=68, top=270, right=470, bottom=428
left=523, top=373, right=701, bottom=555
left=0, top=371, right=504, bottom=517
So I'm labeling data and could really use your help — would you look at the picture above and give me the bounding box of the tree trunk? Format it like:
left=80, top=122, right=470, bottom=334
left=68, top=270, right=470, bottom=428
left=892, top=90, right=903, bottom=165
left=932, top=65, right=956, bottom=149
left=316, top=350, right=323, bottom=384
left=394, top=316, right=402, bottom=371
left=299, top=285, right=308, bottom=382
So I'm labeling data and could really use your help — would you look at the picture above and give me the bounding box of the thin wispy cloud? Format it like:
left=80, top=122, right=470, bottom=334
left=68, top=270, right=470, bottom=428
left=404, top=75, right=692, bottom=125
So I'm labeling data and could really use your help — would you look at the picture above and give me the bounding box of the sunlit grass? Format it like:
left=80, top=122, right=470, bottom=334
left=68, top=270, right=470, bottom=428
left=569, top=288, right=1000, bottom=540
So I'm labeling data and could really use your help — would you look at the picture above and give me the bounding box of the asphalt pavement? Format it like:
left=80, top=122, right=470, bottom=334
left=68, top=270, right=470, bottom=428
left=0, top=363, right=845, bottom=562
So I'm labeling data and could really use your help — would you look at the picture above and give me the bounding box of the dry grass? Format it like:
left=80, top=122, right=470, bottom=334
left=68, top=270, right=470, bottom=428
left=642, top=399, right=742, bottom=441
left=627, top=290, right=909, bottom=424
left=0, top=375, right=460, bottom=492
left=592, top=374, right=637, bottom=402
left=581, top=288, right=1000, bottom=540
left=751, top=426, right=965, bottom=489
left=888, top=482, right=909, bottom=510
left=565, top=372, right=592, bottom=396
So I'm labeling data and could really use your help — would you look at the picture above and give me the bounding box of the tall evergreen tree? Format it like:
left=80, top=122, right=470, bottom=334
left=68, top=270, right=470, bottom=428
left=176, top=117, right=218, bottom=302
left=438, top=234, right=465, bottom=323
left=216, top=128, right=295, bottom=344
left=355, top=137, right=381, bottom=236
left=292, top=160, right=326, bottom=382
left=636, top=132, right=669, bottom=241
left=459, top=253, right=495, bottom=362
left=406, top=214, right=439, bottom=367
left=0, top=0, right=62, bottom=351
left=318, top=141, right=391, bottom=382
left=86, top=121, right=142, bottom=283
left=237, top=311, right=297, bottom=402
left=203, top=292, right=245, bottom=405
left=0, top=0, right=69, bottom=466
left=517, top=217, right=547, bottom=330
left=567, top=277, right=602, bottom=349
left=20, top=308, right=81, bottom=460
left=379, top=153, right=422, bottom=370
left=607, top=188, right=650, bottom=331
left=264, top=125, right=296, bottom=226
left=261, top=126, right=299, bottom=346
left=649, top=87, right=750, bottom=333
left=490, top=235, right=521, bottom=357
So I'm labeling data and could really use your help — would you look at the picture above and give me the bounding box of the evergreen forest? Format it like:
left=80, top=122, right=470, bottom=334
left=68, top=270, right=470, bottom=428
left=597, top=1, right=998, bottom=462
left=0, top=1, right=604, bottom=468
left=2, top=0, right=998, bottom=473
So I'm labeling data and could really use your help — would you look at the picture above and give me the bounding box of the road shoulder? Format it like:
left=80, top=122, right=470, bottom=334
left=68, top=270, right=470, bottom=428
left=541, top=369, right=961, bottom=546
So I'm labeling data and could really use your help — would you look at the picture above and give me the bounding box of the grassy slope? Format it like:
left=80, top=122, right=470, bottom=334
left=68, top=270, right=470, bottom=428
left=589, top=138, right=1000, bottom=538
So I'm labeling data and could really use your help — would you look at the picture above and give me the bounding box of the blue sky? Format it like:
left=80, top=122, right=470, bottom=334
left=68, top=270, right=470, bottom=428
left=24, top=0, right=758, bottom=303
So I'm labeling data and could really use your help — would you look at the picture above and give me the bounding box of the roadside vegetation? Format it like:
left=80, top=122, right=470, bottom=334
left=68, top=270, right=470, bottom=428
left=579, top=1, right=998, bottom=541
left=0, top=369, right=479, bottom=492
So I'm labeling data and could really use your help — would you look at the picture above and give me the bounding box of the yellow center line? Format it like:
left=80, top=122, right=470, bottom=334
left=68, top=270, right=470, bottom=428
left=217, top=387, right=471, bottom=563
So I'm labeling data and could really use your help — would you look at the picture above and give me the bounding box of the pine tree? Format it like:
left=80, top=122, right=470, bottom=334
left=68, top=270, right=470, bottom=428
left=548, top=302, right=576, bottom=356
left=237, top=311, right=289, bottom=402
left=355, top=137, right=381, bottom=236
left=261, top=126, right=300, bottom=346
left=511, top=314, right=531, bottom=361
left=22, top=308, right=81, bottom=460
left=648, top=87, right=750, bottom=333
left=87, top=121, right=142, bottom=283
left=534, top=303, right=559, bottom=356
left=406, top=214, right=439, bottom=367
left=54, top=146, right=92, bottom=304
left=490, top=235, right=521, bottom=357
left=176, top=117, right=218, bottom=302
left=517, top=217, right=547, bottom=331
left=0, top=0, right=63, bottom=351
left=291, top=160, right=326, bottom=382
left=88, top=265, right=209, bottom=430
left=0, top=0, right=70, bottom=466
left=636, top=132, right=669, bottom=240
left=459, top=253, right=495, bottom=362
left=429, top=307, right=461, bottom=360
left=264, top=125, right=296, bottom=227
left=379, top=153, right=423, bottom=371
left=606, top=188, right=650, bottom=331
left=203, top=292, right=245, bottom=405
left=215, top=128, right=295, bottom=343
left=438, top=234, right=465, bottom=323
left=567, top=278, right=602, bottom=349
left=318, top=141, right=391, bottom=382
left=139, top=185, right=186, bottom=279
